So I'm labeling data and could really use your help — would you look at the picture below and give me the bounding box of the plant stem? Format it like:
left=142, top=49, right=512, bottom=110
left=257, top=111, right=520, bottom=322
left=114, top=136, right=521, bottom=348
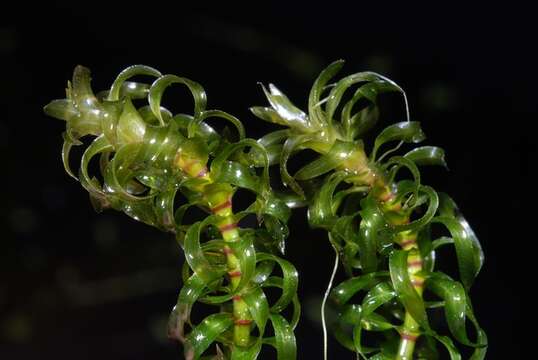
left=346, top=147, right=424, bottom=360
left=175, top=154, right=252, bottom=348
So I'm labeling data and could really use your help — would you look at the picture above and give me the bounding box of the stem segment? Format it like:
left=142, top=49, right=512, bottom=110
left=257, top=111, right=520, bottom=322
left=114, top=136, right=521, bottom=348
left=346, top=148, right=424, bottom=359
left=176, top=153, right=252, bottom=348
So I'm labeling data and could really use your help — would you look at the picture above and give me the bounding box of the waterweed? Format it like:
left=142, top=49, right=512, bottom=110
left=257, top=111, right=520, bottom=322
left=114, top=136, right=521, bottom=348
left=250, top=60, right=487, bottom=359
left=44, top=65, right=299, bottom=359
left=45, top=61, right=487, bottom=359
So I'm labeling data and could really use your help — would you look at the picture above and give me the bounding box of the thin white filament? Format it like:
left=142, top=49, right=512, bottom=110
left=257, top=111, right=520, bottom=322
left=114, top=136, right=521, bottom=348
left=369, top=71, right=411, bottom=164
left=322, top=240, right=339, bottom=360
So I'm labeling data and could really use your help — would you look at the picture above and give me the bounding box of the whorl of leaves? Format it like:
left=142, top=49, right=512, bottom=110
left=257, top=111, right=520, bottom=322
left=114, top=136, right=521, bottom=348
left=251, top=60, right=487, bottom=359
left=44, top=65, right=299, bottom=359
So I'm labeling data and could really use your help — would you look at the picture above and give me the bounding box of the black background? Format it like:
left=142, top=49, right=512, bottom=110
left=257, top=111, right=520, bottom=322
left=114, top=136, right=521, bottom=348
left=1, top=2, right=533, bottom=359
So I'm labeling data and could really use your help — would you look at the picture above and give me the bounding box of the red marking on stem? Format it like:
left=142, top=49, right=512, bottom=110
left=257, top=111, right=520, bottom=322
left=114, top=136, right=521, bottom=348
left=400, top=238, right=416, bottom=248
left=400, top=332, right=418, bottom=341
left=219, top=223, right=238, bottom=232
left=380, top=192, right=395, bottom=202
left=411, top=278, right=425, bottom=287
left=232, top=295, right=242, bottom=301
left=234, top=319, right=252, bottom=326
left=212, top=199, right=232, bottom=213
left=407, top=260, right=423, bottom=268
left=222, top=247, right=233, bottom=255
left=228, top=270, right=242, bottom=278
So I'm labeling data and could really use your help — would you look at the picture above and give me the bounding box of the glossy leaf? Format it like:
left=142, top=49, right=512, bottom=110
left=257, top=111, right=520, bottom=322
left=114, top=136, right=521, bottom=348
left=404, top=146, right=447, bottom=168
left=280, top=133, right=320, bottom=198
left=267, top=313, right=296, bottom=360
left=148, top=74, right=207, bottom=126
left=184, top=217, right=227, bottom=285
left=257, top=253, right=298, bottom=313
left=325, top=71, right=382, bottom=126
left=389, top=250, right=428, bottom=328
left=184, top=313, right=234, bottom=360
left=426, top=272, right=485, bottom=347
left=371, top=121, right=426, bottom=161
left=252, top=83, right=311, bottom=132
left=108, top=64, right=161, bottom=101
left=308, top=59, right=344, bottom=127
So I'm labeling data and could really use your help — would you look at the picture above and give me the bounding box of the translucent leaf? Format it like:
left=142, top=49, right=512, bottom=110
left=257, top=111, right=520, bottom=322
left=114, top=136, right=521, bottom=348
left=184, top=313, right=234, bottom=360
left=325, top=71, right=381, bottom=127
left=280, top=133, right=322, bottom=198
left=308, top=59, right=344, bottom=127
left=257, top=253, right=298, bottom=313
left=184, top=217, right=227, bottom=285
left=404, top=146, right=447, bottom=168
left=426, top=272, right=486, bottom=347
left=148, top=74, right=207, bottom=126
left=389, top=250, right=428, bottom=328
left=267, top=313, right=296, bottom=360
left=107, top=64, right=161, bottom=101
left=438, top=193, right=484, bottom=285
left=372, top=122, right=426, bottom=161
left=192, top=109, right=245, bottom=141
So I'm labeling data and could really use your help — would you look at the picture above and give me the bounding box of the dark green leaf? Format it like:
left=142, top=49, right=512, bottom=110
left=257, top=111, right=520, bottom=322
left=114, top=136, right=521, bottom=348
left=404, top=146, right=447, bottom=168
left=372, top=122, right=426, bottom=161
left=389, top=250, right=428, bottom=328
left=184, top=313, right=233, bottom=360
left=309, top=60, right=344, bottom=127
left=148, top=74, right=207, bottom=126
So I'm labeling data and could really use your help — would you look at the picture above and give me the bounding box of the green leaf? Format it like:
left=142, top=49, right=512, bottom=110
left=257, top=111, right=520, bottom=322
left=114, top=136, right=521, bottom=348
left=308, top=60, right=345, bottom=127
left=267, top=313, right=296, bottom=360
left=357, top=195, right=389, bottom=273
left=426, top=273, right=485, bottom=347
left=148, top=74, right=207, bottom=126
left=395, top=185, right=439, bottom=233
left=61, top=131, right=82, bottom=180
left=294, top=140, right=357, bottom=181
left=252, top=84, right=311, bottom=132
left=372, top=121, right=426, bottom=161
left=184, top=217, right=227, bottom=285
left=431, top=215, right=481, bottom=291
left=169, top=274, right=209, bottom=341
left=107, top=64, right=162, bottom=101
left=79, top=135, right=113, bottom=196
left=214, top=161, right=260, bottom=193
left=404, top=146, right=447, bottom=168
left=389, top=250, right=428, bottom=328
left=116, top=97, right=147, bottom=145
left=331, top=272, right=388, bottom=305
left=227, top=235, right=256, bottom=292
left=429, top=334, right=462, bottom=360
left=308, top=171, right=351, bottom=229
left=192, top=109, right=245, bottom=141
left=242, top=287, right=270, bottom=336
left=438, top=193, right=484, bottom=284
left=184, top=313, right=234, bottom=360
left=325, top=71, right=382, bottom=127
left=257, top=253, right=298, bottom=313
left=341, top=80, right=401, bottom=140
left=280, top=133, right=320, bottom=198
left=362, top=282, right=397, bottom=316
left=43, top=99, right=78, bottom=121
left=211, top=139, right=270, bottom=194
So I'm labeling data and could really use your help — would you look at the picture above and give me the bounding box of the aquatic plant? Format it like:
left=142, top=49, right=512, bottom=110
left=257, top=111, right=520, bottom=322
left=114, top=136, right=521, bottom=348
left=45, top=60, right=487, bottom=359
left=250, top=60, right=487, bottom=359
left=44, top=65, right=299, bottom=359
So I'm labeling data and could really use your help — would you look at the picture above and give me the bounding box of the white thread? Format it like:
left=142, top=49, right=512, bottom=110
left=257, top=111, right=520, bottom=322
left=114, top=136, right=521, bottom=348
left=322, top=238, right=339, bottom=360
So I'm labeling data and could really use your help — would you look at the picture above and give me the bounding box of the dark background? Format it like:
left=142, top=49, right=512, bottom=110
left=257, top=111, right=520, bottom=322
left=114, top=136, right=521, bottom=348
left=1, top=2, right=533, bottom=359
